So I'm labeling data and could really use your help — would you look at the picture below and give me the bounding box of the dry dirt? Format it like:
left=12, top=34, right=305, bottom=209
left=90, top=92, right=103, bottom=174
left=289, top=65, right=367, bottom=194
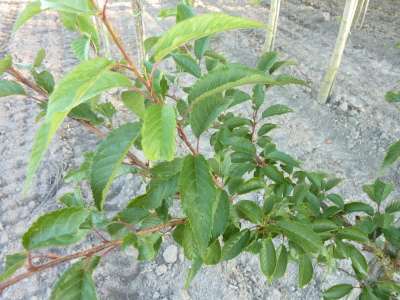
left=0, top=0, right=400, bottom=299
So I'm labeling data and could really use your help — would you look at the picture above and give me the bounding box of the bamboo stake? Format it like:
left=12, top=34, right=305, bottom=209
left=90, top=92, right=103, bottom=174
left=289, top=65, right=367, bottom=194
left=351, top=0, right=365, bottom=30
left=317, top=0, right=359, bottom=103
left=132, top=0, right=145, bottom=69
left=262, top=0, right=281, bottom=53
left=359, top=0, right=370, bottom=28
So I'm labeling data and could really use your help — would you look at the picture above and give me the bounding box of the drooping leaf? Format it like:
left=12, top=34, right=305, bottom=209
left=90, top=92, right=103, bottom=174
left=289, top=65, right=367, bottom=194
left=292, top=183, right=311, bottom=205
left=377, top=281, right=400, bottom=295
left=380, top=141, right=400, bottom=174
left=258, top=51, right=280, bottom=72
left=311, top=220, right=339, bottom=233
left=107, top=207, right=150, bottom=239
left=176, top=3, right=195, bottom=22
left=298, top=254, right=313, bottom=288
left=269, top=60, right=298, bottom=74
left=194, top=36, right=212, bottom=60
left=179, top=154, right=217, bottom=257
left=235, top=200, right=264, bottom=225
left=33, top=70, right=55, bottom=94
left=40, top=0, right=96, bottom=14
left=269, top=244, right=288, bottom=283
left=373, top=212, right=394, bottom=229
left=25, top=58, right=130, bottom=194
left=142, top=103, right=176, bottom=161
left=191, top=94, right=231, bottom=138
left=90, top=122, right=141, bottom=210
left=184, top=255, right=203, bottom=289
left=13, top=0, right=46, bottom=33
left=210, top=189, right=230, bottom=242
left=171, top=53, right=201, bottom=78
left=257, top=123, right=280, bottom=136
left=343, top=202, right=374, bottom=216
left=277, top=221, right=323, bottom=255
left=156, top=7, right=177, bottom=20
left=321, top=284, right=353, bottom=299
left=60, top=11, right=77, bottom=31
left=72, top=37, right=90, bottom=61
left=385, top=198, right=400, bottom=214
left=221, top=229, right=250, bottom=261
left=203, top=239, right=222, bottom=265
left=224, top=136, right=256, bottom=154
left=237, top=178, right=267, bottom=195
left=0, top=80, right=27, bottom=97
left=260, top=241, right=276, bottom=279
left=275, top=74, right=311, bottom=89
left=327, top=194, right=345, bottom=209
left=144, top=36, right=161, bottom=55
left=188, top=64, right=279, bottom=105
left=252, top=84, right=265, bottom=109
left=50, top=257, right=99, bottom=300
left=154, top=14, right=266, bottom=62
left=264, top=165, right=286, bottom=184
left=59, top=187, right=85, bottom=207
left=203, top=50, right=227, bottom=64
left=121, top=90, right=147, bottom=119
left=336, top=227, right=369, bottom=243
left=349, top=246, right=368, bottom=277
left=0, top=55, right=12, bottom=75
left=325, top=177, right=346, bottom=191
left=33, top=48, right=46, bottom=68
left=0, top=253, right=27, bottom=281
left=262, top=104, right=295, bottom=118
left=266, top=150, right=301, bottom=168
left=69, top=103, right=104, bottom=125
left=22, top=207, right=89, bottom=251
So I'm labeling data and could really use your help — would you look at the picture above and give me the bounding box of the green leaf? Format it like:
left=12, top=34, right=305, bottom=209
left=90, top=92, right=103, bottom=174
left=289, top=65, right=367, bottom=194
left=262, top=104, right=295, bottom=118
left=211, top=189, right=230, bottom=242
left=377, top=281, right=400, bottom=295
left=184, top=255, right=203, bottom=289
left=108, top=207, right=150, bottom=239
left=191, top=94, right=231, bottom=138
left=298, top=254, right=313, bottom=288
left=292, top=183, right=311, bottom=205
left=179, top=154, right=217, bottom=257
left=96, top=102, right=117, bottom=119
left=72, top=37, right=90, bottom=61
left=373, top=212, right=394, bottom=228
left=156, top=7, right=177, bottom=20
left=263, top=165, right=286, bottom=184
left=311, top=220, right=339, bottom=233
left=349, top=246, right=368, bottom=277
left=122, top=232, right=162, bottom=261
left=194, top=36, right=212, bottom=60
left=121, top=90, right=147, bottom=119
left=142, top=103, right=176, bottom=161
left=385, top=198, right=400, bottom=214
left=383, top=226, right=400, bottom=248
left=154, top=14, right=266, bottom=61
left=225, top=136, right=256, bottom=154
left=203, top=50, right=227, bottom=64
left=258, top=123, right=280, bottom=136
left=33, top=48, right=46, bottom=68
left=306, top=172, right=322, bottom=189
left=0, top=253, right=27, bottom=281
left=50, top=257, right=99, bottom=300
left=380, top=140, right=400, bottom=174
left=269, top=244, right=288, bottom=283
left=266, top=150, right=301, bottom=168
left=236, top=200, right=264, bottom=225
left=277, top=221, right=323, bottom=255
left=59, top=187, right=85, bottom=207
left=25, top=58, right=130, bottom=194
left=260, top=241, right=276, bottom=279
left=144, top=36, right=161, bottom=55
left=188, top=64, right=279, bottom=105
left=336, top=227, right=369, bottom=243
left=90, top=122, right=141, bottom=210
left=0, top=80, right=27, bottom=97
left=321, top=284, right=353, bottom=299
left=275, top=74, right=311, bottom=89
left=13, top=0, right=46, bottom=33
left=171, top=53, right=201, bottom=78
left=33, top=70, right=55, bottom=94
left=0, top=55, right=12, bottom=75
left=269, top=60, right=298, bottom=74
left=252, top=84, right=265, bottom=109
left=221, top=229, right=250, bottom=261
left=237, top=178, right=267, bottom=195
left=69, top=102, right=103, bottom=124
left=22, top=207, right=89, bottom=251
left=60, top=11, right=77, bottom=31
left=344, top=202, right=374, bottom=216
left=258, top=51, right=280, bottom=72
left=64, top=152, right=94, bottom=183
left=325, top=177, right=346, bottom=191
left=385, top=91, right=400, bottom=103
left=374, top=178, right=394, bottom=204
left=327, top=194, right=345, bottom=209
left=204, top=239, right=222, bottom=265
left=40, top=0, right=96, bottom=14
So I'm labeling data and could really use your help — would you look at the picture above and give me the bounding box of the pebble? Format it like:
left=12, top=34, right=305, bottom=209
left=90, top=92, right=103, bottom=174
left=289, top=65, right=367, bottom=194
left=321, top=12, right=330, bottom=22
left=163, top=245, right=178, bottom=264
left=0, top=232, right=9, bottom=243
left=229, top=284, right=239, bottom=290
left=329, top=94, right=341, bottom=104
left=289, top=286, right=296, bottom=292
left=336, top=102, right=348, bottom=112
left=29, top=201, right=36, bottom=209
left=155, top=265, right=168, bottom=276
left=348, top=98, right=363, bottom=111
left=153, top=292, right=161, bottom=299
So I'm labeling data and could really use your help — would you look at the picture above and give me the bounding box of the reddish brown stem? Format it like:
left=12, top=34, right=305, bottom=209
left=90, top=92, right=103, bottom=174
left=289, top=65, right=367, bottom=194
left=177, top=124, right=197, bottom=155
left=93, top=228, right=109, bottom=243
left=114, top=222, right=139, bottom=232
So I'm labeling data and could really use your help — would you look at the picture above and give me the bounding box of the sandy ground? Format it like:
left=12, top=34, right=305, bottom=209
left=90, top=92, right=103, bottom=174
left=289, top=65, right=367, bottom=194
left=0, top=0, right=400, bottom=299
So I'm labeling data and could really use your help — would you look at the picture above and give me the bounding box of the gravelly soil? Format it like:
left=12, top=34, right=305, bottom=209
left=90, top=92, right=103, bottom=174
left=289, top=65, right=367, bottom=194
left=0, top=0, right=400, bottom=299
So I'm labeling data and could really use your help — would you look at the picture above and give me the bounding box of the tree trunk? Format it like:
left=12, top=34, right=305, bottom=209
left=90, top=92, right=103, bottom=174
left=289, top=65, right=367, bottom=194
left=132, top=0, right=145, bottom=69
left=351, top=0, right=365, bottom=30
left=317, top=0, right=359, bottom=103
left=262, top=0, right=281, bottom=53
left=359, top=0, right=370, bottom=28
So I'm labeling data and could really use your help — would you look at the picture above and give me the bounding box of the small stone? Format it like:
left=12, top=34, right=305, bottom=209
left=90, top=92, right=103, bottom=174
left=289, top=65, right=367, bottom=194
left=0, top=233, right=9, bottom=243
left=153, top=292, right=161, bottom=299
left=230, top=279, right=238, bottom=286
left=336, top=102, right=348, bottom=112
left=289, top=286, right=296, bottom=292
left=229, top=284, right=239, bottom=290
left=322, top=12, right=330, bottom=22
left=163, top=245, right=178, bottom=264
left=380, top=133, right=387, bottom=140
left=155, top=265, right=168, bottom=276
left=348, top=98, right=363, bottom=111
left=348, top=109, right=358, bottom=117
left=179, top=253, right=185, bottom=263
left=329, top=94, right=341, bottom=104
left=29, top=201, right=36, bottom=209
